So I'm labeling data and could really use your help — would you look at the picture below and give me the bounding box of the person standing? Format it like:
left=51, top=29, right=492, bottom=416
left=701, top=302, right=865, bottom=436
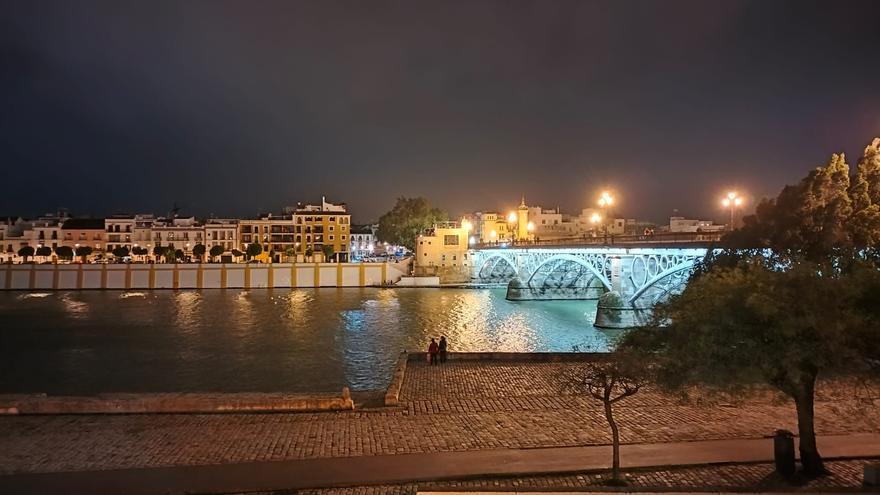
left=439, top=336, right=448, bottom=364
left=428, top=338, right=439, bottom=366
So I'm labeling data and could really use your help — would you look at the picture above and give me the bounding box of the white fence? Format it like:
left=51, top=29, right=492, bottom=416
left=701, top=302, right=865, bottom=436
left=0, top=262, right=409, bottom=290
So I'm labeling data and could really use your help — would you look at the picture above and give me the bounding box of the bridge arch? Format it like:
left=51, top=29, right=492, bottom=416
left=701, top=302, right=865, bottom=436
left=475, top=252, right=518, bottom=283
left=627, top=255, right=701, bottom=306
left=525, top=253, right=612, bottom=290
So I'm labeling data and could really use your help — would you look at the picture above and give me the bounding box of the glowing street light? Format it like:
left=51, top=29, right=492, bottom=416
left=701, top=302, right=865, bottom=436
left=461, top=220, right=473, bottom=232
left=597, top=191, right=614, bottom=208
left=507, top=211, right=517, bottom=223
left=526, top=221, right=535, bottom=232
left=590, top=212, right=602, bottom=224
left=721, top=191, right=744, bottom=229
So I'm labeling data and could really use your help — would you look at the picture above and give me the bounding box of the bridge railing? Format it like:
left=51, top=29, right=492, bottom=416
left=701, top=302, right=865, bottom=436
left=472, top=231, right=723, bottom=249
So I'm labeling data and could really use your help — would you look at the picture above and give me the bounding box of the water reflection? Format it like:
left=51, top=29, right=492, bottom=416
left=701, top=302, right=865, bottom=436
left=0, top=288, right=615, bottom=395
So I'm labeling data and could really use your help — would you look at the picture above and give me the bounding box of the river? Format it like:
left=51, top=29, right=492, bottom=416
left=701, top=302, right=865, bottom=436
left=0, top=288, right=621, bottom=395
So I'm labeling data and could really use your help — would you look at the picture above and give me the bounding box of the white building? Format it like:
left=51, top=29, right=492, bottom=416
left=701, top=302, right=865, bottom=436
left=204, top=219, right=239, bottom=257
left=668, top=216, right=725, bottom=233
left=350, top=225, right=375, bottom=260
left=151, top=217, right=204, bottom=256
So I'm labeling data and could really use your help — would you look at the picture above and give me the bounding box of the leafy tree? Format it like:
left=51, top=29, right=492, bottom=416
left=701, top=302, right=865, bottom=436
left=35, top=246, right=52, bottom=257
left=246, top=243, right=262, bottom=260
left=284, top=247, right=296, bottom=261
left=152, top=245, right=165, bottom=258
left=209, top=245, right=225, bottom=261
left=192, top=244, right=206, bottom=261
left=174, top=249, right=185, bottom=261
left=305, top=247, right=313, bottom=260
left=725, top=142, right=880, bottom=262
left=131, top=246, right=148, bottom=256
left=321, top=244, right=335, bottom=262
left=557, top=352, right=647, bottom=485
left=231, top=249, right=243, bottom=259
left=75, top=245, right=92, bottom=262
left=623, top=257, right=874, bottom=477
left=18, top=246, right=35, bottom=261
left=55, top=246, right=74, bottom=260
left=112, top=246, right=130, bottom=258
left=377, top=197, right=448, bottom=250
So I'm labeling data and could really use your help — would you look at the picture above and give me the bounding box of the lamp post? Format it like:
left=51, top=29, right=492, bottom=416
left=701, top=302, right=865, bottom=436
left=597, top=191, right=614, bottom=241
left=721, top=191, right=743, bottom=230
left=506, top=211, right=518, bottom=242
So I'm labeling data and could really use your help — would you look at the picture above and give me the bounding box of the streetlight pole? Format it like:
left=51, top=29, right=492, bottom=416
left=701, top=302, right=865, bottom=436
left=598, top=191, right=614, bottom=243
left=721, top=191, right=743, bottom=230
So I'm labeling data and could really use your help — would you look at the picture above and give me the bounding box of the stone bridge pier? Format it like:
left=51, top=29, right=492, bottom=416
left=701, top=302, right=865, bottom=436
left=470, top=247, right=706, bottom=328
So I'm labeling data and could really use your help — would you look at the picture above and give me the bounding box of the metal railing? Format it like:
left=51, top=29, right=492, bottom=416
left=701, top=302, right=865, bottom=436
left=472, top=231, right=723, bottom=249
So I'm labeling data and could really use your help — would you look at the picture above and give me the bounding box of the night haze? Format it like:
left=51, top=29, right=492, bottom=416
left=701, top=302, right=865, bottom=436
left=3, top=0, right=880, bottom=223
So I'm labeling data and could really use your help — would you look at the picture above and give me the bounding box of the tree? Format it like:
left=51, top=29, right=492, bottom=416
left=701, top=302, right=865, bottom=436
left=231, top=249, right=243, bottom=259
left=557, top=352, right=647, bottom=485
left=209, top=245, right=224, bottom=261
left=305, top=247, right=313, bottom=260
left=284, top=247, right=296, bottom=261
left=246, top=243, right=262, bottom=260
left=192, top=244, right=206, bottom=261
left=377, top=197, right=448, bottom=250
left=112, top=246, right=130, bottom=258
left=152, top=245, right=165, bottom=258
left=55, top=246, right=74, bottom=260
left=75, top=245, right=92, bottom=262
left=622, top=258, right=873, bottom=477
left=321, top=244, right=335, bottom=262
left=18, top=246, right=35, bottom=261
left=131, top=246, right=148, bottom=256
left=35, top=246, right=52, bottom=258
left=174, top=249, right=185, bottom=261
left=725, top=142, right=880, bottom=262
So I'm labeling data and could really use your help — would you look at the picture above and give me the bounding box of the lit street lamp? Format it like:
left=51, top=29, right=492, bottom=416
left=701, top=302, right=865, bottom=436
left=721, top=191, right=744, bottom=229
left=597, top=191, right=614, bottom=240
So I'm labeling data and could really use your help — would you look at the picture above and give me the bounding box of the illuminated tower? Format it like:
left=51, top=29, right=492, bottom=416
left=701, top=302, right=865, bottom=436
left=517, top=197, right=529, bottom=240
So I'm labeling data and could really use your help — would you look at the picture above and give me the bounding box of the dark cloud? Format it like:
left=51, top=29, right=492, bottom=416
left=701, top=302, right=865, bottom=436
left=2, top=0, right=879, bottom=223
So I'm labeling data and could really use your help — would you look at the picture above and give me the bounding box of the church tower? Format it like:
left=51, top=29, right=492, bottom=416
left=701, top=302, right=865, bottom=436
left=517, top=196, right=529, bottom=240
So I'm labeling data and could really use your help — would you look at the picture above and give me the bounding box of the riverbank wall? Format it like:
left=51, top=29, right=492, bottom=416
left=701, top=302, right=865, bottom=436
left=0, top=390, right=354, bottom=415
left=0, top=261, right=409, bottom=290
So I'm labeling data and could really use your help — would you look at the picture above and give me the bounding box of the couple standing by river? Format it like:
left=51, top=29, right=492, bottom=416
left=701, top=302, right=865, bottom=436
left=426, top=336, right=448, bottom=365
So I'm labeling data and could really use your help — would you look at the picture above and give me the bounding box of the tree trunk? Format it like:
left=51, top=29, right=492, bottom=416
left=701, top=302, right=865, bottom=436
left=793, top=376, right=826, bottom=477
left=604, top=399, right=621, bottom=482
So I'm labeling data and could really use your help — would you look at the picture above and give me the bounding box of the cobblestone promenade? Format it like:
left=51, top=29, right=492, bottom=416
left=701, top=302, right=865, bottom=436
left=0, top=361, right=878, bottom=475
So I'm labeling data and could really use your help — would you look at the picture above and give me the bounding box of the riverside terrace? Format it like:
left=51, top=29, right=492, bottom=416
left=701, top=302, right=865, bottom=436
left=0, top=353, right=878, bottom=493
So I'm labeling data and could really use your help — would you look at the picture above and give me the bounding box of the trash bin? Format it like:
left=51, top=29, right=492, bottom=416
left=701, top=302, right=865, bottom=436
left=774, top=429, right=796, bottom=477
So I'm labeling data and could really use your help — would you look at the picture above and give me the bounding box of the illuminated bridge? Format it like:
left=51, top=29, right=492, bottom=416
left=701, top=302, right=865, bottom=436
left=470, top=242, right=712, bottom=328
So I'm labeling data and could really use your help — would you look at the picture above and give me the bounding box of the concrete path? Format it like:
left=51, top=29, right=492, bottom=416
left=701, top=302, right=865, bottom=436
left=1, top=433, right=878, bottom=495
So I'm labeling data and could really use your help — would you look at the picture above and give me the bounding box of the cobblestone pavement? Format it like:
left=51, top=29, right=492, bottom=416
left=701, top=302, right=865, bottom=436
left=0, top=361, right=877, bottom=475
left=235, top=459, right=877, bottom=494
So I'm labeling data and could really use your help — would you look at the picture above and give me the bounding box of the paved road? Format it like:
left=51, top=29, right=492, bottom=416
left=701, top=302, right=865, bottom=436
left=2, top=433, right=878, bottom=494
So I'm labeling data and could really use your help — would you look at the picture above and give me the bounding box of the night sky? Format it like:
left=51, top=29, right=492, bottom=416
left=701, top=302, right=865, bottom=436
left=3, top=1, right=880, bottom=224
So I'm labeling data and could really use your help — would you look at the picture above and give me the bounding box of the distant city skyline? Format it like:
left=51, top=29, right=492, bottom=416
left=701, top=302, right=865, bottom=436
left=3, top=1, right=879, bottom=223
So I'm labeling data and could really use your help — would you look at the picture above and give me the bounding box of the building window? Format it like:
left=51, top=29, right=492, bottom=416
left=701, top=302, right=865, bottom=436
left=443, top=235, right=459, bottom=246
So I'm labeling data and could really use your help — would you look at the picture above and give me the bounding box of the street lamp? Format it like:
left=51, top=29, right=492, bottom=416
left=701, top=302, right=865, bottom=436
left=721, top=191, right=744, bottom=229
left=597, top=191, right=614, bottom=240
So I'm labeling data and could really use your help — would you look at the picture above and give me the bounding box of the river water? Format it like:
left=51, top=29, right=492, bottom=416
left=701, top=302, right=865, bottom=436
left=0, top=288, right=621, bottom=395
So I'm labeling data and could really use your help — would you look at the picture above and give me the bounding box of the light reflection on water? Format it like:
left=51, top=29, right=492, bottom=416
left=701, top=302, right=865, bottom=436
left=0, top=288, right=621, bottom=395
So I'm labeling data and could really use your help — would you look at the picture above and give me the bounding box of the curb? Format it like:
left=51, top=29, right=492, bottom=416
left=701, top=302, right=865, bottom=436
left=384, top=352, right=409, bottom=406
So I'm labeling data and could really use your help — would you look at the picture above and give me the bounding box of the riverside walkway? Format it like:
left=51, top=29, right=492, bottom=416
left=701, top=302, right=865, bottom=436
left=0, top=358, right=878, bottom=493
